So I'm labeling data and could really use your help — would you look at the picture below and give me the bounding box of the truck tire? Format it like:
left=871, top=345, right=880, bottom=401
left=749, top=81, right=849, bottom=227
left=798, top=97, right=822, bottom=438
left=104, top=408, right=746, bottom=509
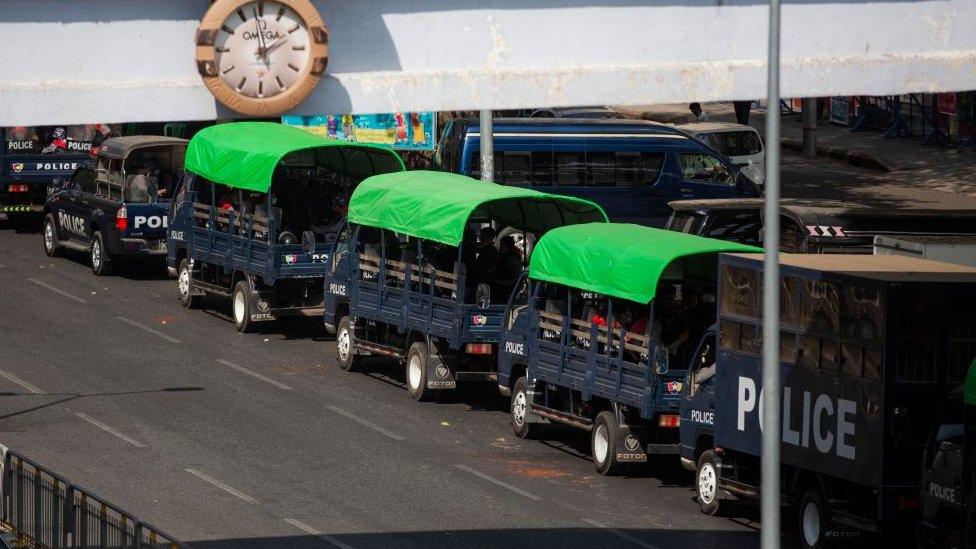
left=696, top=450, right=721, bottom=515
left=90, top=231, right=113, bottom=275
left=178, top=259, right=200, bottom=309
left=336, top=316, right=360, bottom=372
left=798, top=487, right=829, bottom=549
left=592, top=411, right=623, bottom=476
left=511, top=376, right=541, bottom=439
left=232, top=281, right=254, bottom=333
left=405, top=342, right=438, bottom=402
left=42, top=214, right=62, bottom=257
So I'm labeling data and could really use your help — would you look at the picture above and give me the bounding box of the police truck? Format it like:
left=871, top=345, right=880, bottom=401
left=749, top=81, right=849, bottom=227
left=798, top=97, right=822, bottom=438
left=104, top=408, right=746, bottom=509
left=43, top=136, right=187, bottom=275
left=2, top=126, right=100, bottom=222
left=680, top=252, right=976, bottom=548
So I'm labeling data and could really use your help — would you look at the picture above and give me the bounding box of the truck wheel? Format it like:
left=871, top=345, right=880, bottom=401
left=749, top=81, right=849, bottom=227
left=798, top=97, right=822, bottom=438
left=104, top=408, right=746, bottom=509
left=232, top=281, right=253, bottom=333
left=798, top=487, right=829, bottom=549
left=336, top=316, right=360, bottom=372
left=696, top=450, right=721, bottom=515
left=90, top=231, right=113, bottom=275
left=405, top=342, right=438, bottom=402
left=511, top=376, right=540, bottom=439
left=42, top=214, right=62, bottom=257
left=177, top=259, right=200, bottom=309
left=592, top=411, right=623, bottom=476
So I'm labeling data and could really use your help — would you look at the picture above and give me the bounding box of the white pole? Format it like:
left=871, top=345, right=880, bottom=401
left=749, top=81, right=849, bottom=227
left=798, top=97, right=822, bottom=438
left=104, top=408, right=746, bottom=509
left=761, top=0, right=782, bottom=547
left=479, top=109, right=494, bottom=182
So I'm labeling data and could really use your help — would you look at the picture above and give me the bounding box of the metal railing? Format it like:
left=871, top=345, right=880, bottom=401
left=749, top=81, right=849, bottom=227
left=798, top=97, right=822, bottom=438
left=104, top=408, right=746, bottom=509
left=1, top=447, right=185, bottom=548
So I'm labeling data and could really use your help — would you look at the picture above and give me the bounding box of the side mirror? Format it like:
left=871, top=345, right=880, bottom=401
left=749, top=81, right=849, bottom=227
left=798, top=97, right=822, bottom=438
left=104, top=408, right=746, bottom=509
left=476, top=283, right=491, bottom=309
left=278, top=231, right=297, bottom=245
left=302, top=230, right=316, bottom=254
left=653, top=344, right=669, bottom=375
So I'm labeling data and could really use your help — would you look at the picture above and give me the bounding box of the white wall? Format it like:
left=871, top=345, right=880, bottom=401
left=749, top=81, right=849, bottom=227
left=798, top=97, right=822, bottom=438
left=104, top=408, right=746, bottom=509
left=1, top=0, right=974, bottom=125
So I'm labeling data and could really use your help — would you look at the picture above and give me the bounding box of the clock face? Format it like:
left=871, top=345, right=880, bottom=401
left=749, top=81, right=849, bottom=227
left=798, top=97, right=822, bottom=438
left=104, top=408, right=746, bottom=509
left=215, top=1, right=309, bottom=99
left=196, top=0, right=329, bottom=116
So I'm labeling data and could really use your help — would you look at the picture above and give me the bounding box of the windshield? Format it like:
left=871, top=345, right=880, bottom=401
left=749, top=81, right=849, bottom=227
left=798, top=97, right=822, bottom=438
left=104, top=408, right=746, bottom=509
left=700, top=130, right=763, bottom=157
left=666, top=212, right=705, bottom=235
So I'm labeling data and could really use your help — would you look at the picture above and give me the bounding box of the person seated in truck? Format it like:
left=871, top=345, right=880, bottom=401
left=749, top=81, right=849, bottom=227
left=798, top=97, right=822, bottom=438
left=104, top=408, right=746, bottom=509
left=126, top=163, right=153, bottom=203
left=491, top=235, right=522, bottom=301
left=470, top=226, right=498, bottom=287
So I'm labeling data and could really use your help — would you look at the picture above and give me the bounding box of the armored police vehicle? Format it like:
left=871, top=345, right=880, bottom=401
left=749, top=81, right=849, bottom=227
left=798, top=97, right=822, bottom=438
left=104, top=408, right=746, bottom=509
left=498, top=223, right=758, bottom=474
left=325, top=171, right=607, bottom=401
left=42, top=136, right=187, bottom=275
left=168, top=122, right=404, bottom=333
left=916, top=359, right=976, bottom=549
left=680, top=253, right=976, bottom=548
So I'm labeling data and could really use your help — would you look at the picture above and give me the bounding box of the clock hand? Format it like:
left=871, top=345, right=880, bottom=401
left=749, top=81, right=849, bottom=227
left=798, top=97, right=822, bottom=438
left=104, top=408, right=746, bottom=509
left=252, top=8, right=266, bottom=56
left=264, top=36, right=289, bottom=54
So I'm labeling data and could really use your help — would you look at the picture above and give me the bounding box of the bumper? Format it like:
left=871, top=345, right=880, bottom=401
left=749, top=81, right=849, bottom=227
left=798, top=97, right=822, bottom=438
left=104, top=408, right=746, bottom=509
left=0, top=204, right=44, bottom=218
left=115, top=238, right=168, bottom=258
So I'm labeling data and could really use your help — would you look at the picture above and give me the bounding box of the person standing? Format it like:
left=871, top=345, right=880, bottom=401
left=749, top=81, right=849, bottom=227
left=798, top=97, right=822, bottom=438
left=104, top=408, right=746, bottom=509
left=733, top=101, right=753, bottom=125
left=689, top=103, right=709, bottom=122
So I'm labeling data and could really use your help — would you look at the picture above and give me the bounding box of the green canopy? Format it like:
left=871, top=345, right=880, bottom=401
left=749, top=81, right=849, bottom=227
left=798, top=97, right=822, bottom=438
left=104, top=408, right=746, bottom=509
left=184, top=122, right=404, bottom=192
left=966, top=358, right=976, bottom=405
left=347, top=171, right=608, bottom=246
left=529, top=223, right=762, bottom=304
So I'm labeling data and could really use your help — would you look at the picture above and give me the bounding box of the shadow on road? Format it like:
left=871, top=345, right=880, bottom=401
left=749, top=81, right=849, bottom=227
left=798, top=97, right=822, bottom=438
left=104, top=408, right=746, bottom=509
left=0, top=386, right=203, bottom=422
left=187, top=527, right=765, bottom=549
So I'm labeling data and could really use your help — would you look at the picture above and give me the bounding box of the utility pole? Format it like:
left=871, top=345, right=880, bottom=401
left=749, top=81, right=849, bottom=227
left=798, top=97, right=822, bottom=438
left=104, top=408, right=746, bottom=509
left=802, top=98, right=817, bottom=157
left=762, top=0, right=782, bottom=548
left=480, top=109, right=494, bottom=182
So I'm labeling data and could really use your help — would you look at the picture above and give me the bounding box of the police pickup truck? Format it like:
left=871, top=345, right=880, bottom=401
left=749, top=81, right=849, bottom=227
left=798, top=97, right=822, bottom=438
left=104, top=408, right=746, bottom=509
left=1, top=126, right=94, bottom=221
left=679, top=252, right=976, bottom=549
left=42, top=136, right=187, bottom=275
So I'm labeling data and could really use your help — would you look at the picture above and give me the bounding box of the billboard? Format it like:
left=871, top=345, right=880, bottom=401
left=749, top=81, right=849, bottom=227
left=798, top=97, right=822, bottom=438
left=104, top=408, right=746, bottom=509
left=282, top=113, right=436, bottom=151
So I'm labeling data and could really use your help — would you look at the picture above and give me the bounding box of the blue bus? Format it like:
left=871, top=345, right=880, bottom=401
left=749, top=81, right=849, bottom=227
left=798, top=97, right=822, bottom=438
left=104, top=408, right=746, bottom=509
left=432, top=118, right=761, bottom=227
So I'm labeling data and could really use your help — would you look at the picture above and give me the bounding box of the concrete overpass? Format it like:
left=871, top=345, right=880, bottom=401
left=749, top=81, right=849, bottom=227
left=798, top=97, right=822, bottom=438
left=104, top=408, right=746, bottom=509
left=1, top=0, right=975, bottom=125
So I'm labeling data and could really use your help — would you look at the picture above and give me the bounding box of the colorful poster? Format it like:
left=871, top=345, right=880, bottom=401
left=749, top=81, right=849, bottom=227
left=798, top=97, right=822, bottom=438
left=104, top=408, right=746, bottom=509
left=282, top=112, right=436, bottom=151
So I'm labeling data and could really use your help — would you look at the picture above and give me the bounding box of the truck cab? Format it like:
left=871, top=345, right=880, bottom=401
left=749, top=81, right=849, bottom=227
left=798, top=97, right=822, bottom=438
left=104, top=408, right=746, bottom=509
left=42, top=136, right=187, bottom=275
left=917, top=360, right=976, bottom=549
left=677, top=326, right=718, bottom=472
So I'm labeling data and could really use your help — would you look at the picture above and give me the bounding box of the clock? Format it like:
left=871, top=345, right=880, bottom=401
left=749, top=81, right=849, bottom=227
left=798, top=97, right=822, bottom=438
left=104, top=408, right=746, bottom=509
left=195, top=0, right=329, bottom=116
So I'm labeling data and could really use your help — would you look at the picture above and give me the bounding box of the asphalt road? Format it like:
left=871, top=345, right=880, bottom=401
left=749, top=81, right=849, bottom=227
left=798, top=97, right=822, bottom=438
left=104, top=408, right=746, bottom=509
left=0, top=221, right=766, bottom=548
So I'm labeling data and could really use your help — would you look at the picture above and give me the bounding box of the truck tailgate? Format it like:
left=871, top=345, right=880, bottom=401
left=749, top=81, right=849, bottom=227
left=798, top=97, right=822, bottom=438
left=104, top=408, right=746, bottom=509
left=122, top=202, right=170, bottom=240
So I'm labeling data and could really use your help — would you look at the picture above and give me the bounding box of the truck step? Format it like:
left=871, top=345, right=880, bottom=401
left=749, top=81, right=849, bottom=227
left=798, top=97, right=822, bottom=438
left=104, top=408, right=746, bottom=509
left=530, top=403, right=592, bottom=430
left=59, top=240, right=88, bottom=252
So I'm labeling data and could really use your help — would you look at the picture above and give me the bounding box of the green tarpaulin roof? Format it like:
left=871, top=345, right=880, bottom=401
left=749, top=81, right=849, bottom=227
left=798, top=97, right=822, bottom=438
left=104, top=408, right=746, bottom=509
left=966, top=358, right=976, bottom=405
left=529, top=223, right=762, bottom=304
left=184, top=122, right=404, bottom=192
left=347, top=171, right=608, bottom=246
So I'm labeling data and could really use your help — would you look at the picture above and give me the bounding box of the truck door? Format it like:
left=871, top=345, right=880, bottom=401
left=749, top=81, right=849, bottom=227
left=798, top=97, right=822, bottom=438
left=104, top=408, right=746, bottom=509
left=920, top=393, right=964, bottom=535
left=498, top=272, right=530, bottom=388
left=679, top=331, right=718, bottom=460
left=57, top=167, right=96, bottom=242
